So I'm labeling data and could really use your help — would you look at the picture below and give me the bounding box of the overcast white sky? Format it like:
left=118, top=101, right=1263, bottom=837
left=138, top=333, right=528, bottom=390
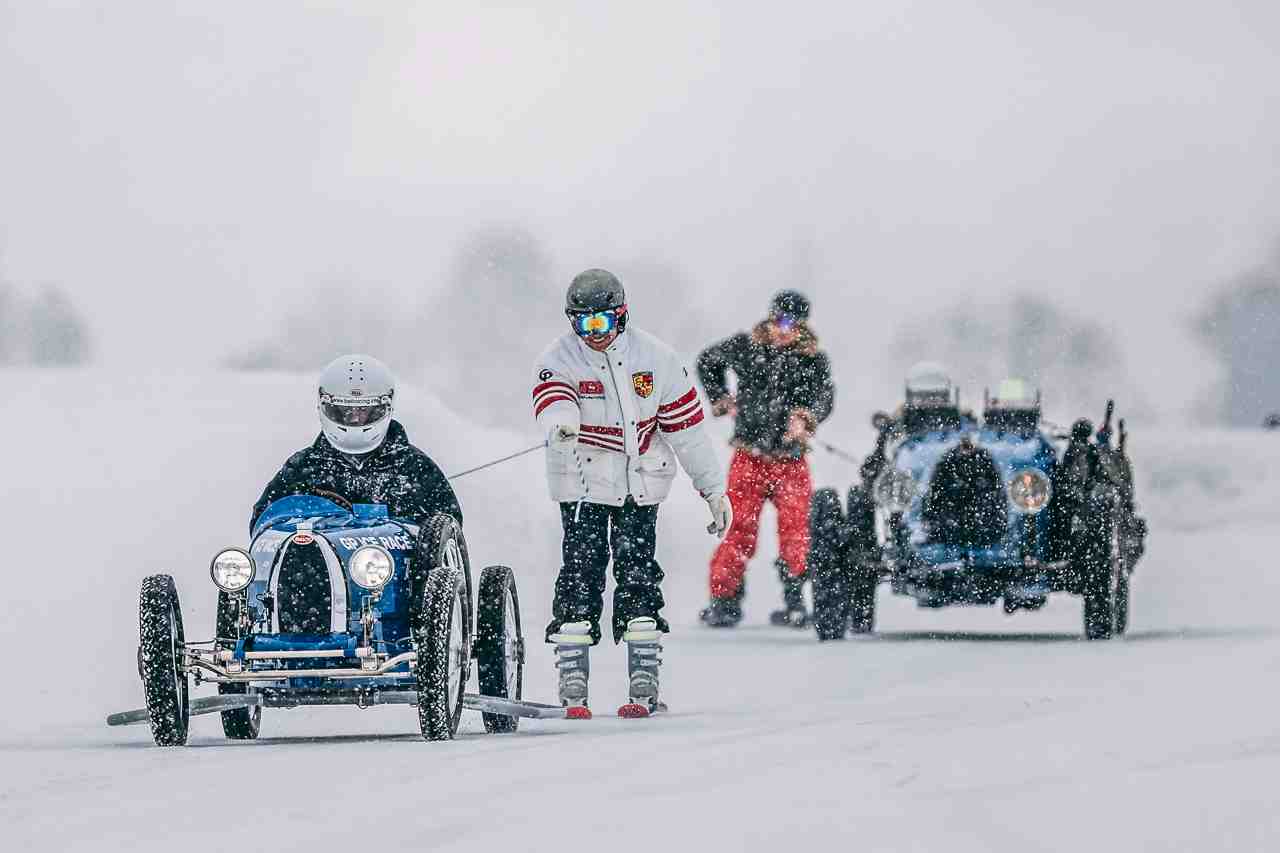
left=3, top=1, right=1279, bottom=419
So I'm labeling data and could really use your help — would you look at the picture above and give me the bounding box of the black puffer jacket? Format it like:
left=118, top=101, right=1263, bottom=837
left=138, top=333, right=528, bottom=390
left=697, top=322, right=835, bottom=459
left=251, top=420, right=461, bottom=534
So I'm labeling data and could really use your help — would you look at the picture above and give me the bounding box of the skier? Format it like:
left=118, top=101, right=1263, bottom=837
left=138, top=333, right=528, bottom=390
left=532, top=269, right=730, bottom=719
left=252, top=354, right=461, bottom=533
left=696, top=290, right=835, bottom=628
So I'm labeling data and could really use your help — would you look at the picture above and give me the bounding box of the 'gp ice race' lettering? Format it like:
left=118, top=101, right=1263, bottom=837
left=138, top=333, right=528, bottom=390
left=338, top=535, right=413, bottom=551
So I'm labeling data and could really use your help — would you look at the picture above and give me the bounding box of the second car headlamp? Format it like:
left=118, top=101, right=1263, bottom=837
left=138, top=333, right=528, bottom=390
left=349, top=545, right=394, bottom=590
left=873, top=468, right=917, bottom=514
left=1008, top=468, right=1052, bottom=514
left=210, top=548, right=255, bottom=592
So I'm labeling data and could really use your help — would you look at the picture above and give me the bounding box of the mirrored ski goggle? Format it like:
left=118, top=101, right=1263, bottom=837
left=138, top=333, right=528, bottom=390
left=772, top=313, right=798, bottom=332
left=320, top=395, right=391, bottom=427
left=568, top=307, right=624, bottom=337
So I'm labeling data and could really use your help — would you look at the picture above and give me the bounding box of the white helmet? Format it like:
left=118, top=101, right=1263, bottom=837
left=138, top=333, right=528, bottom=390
left=905, top=361, right=953, bottom=408
left=989, top=377, right=1038, bottom=410
left=317, top=354, right=395, bottom=455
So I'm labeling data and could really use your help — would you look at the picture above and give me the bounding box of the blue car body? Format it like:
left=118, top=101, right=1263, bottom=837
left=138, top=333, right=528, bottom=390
left=881, top=423, right=1061, bottom=606
left=241, top=495, right=424, bottom=689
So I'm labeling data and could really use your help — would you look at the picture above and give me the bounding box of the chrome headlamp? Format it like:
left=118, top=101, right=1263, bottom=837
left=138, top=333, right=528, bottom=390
left=210, top=548, right=255, bottom=592
left=873, top=468, right=917, bottom=514
left=1008, top=468, right=1052, bottom=514
left=349, top=545, right=395, bottom=590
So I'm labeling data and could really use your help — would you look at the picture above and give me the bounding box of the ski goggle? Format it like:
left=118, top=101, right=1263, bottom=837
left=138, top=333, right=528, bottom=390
left=320, top=394, right=391, bottom=427
left=772, top=313, right=798, bottom=332
left=568, top=306, right=625, bottom=337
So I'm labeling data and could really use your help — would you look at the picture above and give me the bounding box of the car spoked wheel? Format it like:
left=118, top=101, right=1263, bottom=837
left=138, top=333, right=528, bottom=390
left=1082, top=501, right=1124, bottom=641
left=139, top=574, right=190, bottom=746
left=848, top=562, right=878, bottom=635
left=413, top=513, right=474, bottom=634
left=476, top=565, right=524, bottom=733
left=809, top=488, right=851, bottom=641
left=215, top=592, right=261, bottom=740
left=414, top=562, right=471, bottom=741
left=1112, top=520, right=1130, bottom=636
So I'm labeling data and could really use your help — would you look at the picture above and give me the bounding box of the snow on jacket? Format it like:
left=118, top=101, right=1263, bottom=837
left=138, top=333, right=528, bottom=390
left=251, top=420, right=462, bottom=534
left=532, top=328, right=725, bottom=506
left=696, top=321, right=836, bottom=460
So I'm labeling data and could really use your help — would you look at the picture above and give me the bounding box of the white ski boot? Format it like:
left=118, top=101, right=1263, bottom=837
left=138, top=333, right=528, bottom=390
left=618, top=617, right=666, bottom=718
left=549, top=621, right=593, bottom=720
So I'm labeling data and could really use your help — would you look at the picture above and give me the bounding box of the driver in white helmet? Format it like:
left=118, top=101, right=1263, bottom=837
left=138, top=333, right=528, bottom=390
left=250, top=354, right=461, bottom=532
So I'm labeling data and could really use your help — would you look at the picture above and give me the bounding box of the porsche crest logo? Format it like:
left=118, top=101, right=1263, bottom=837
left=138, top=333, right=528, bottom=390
left=632, top=371, right=654, bottom=399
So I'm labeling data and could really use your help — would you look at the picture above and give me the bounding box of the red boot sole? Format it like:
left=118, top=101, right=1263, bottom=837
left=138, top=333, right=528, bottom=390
left=617, top=703, right=651, bottom=719
left=565, top=706, right=593, bottom=720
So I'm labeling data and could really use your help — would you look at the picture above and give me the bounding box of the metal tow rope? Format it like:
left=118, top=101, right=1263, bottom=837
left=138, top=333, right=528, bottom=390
left=448, top=442, right=546, bottom=481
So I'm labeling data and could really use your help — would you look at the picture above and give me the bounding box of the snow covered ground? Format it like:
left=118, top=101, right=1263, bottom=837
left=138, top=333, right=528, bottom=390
left=4, top=368, right=1279, bottom=852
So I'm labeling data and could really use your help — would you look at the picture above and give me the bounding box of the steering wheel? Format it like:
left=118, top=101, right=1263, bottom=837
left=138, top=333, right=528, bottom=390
left=306, top=488, right=354, bottom=513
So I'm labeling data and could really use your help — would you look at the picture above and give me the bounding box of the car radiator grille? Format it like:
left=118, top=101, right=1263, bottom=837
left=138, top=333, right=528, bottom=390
left=276, top=541, right=333, bottom=634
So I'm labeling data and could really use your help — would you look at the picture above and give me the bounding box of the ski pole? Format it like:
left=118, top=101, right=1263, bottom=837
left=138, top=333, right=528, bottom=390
left=448, top=442, right=547, bottom=481
left=570, top=446, right=590, bottom=522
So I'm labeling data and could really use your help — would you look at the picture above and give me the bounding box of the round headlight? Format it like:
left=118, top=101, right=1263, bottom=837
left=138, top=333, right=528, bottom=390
left=349, top=546, right=394, bottom=590
left=1008, top=468, right=1052, bottom=514
left=210, top=548, right=255, bottom=592
left=873, top=468, right=917, bottom=514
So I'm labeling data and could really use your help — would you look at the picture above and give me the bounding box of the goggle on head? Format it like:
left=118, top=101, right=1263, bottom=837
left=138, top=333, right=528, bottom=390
left=567, top=304, right=627, bottom=338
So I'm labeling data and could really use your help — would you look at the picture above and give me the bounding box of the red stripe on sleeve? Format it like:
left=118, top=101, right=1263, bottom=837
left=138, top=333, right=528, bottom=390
left=658, top=399, right=701, bottom=424
left=659, top=409, right=705, bottom=433
left=657, top=388, right=698, bottom=414
left=532, top=381, right=578, bottom=400
left=534, top=393, right=577, bottom=417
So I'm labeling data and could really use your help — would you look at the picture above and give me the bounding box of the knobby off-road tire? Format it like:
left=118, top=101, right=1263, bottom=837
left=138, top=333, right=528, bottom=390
left=414, top=563, right=472, bottom=741
left=215, top=591, right=261, bottom=740
left=810, top=488, right=851, bottom=641
left=413, top=513, right=473, bottom=634
left=139, top=574, right=190, bottom=746
left=475, top=565, right=524, bottom=733
left=846, top=486, right=879, bottom=635
left=848, top=565, right=878, bottom=635
left=1082, top=503, right=1128, bottom=641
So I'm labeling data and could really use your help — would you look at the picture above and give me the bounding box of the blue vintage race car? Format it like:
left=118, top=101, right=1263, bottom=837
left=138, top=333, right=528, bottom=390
left=109, top=495, right=560, bottom=746
left=810, top=382, right=1146, bottom=642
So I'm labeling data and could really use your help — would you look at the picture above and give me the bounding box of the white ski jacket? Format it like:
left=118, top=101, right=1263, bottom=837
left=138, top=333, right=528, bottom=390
left=532, top=328, right=725, bottom=507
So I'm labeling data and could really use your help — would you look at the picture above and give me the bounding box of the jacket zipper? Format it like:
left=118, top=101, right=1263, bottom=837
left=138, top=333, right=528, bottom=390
left=603, top=354, right=632, bottom=499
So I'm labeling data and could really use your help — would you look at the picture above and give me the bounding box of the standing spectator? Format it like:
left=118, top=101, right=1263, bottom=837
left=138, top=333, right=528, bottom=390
left=696, top=290, right=835, bottom=628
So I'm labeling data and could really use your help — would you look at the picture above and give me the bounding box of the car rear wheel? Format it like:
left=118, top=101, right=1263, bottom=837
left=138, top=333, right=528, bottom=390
left=139, top=574, right=190, bottom=746
left=414, top=562, right=471, bottom=741
left=1082, top=504, right=1126, bottom=641
left=414, top=514, right=473, bottom=634
left=810, top=488, right=850, bottom=641
left=848, top=565, right=878, bottom=635
left=475, top=565, right=524, bottom=734
left=215, top=592, right=261, bottom=740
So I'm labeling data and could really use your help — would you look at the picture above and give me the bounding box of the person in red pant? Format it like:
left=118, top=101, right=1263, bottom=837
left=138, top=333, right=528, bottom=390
left=696, top=290, right=836, bottom=627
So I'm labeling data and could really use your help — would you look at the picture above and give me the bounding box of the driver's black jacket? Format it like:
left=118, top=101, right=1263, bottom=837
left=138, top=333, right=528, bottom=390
left=250, top=420, right=461, bottom=534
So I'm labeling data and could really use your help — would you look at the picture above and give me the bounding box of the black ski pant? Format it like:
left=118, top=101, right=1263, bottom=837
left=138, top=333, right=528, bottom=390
left=546, top=497, right=669, bottom=645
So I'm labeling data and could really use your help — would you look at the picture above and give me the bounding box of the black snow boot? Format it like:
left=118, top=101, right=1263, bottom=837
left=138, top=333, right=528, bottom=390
left=699, top=594, right=743, bottom=628
left=768, top=559, right=810, bottom=628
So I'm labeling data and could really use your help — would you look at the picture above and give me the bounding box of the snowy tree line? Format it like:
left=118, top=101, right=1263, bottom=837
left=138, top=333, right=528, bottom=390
left=0, top=281, right=92, bottom=366
left=1195, top=242, right=1280, bottom=427
left=225, top=224, right=720, bottom=428
left=223, top=224, right=1280, bottom=428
